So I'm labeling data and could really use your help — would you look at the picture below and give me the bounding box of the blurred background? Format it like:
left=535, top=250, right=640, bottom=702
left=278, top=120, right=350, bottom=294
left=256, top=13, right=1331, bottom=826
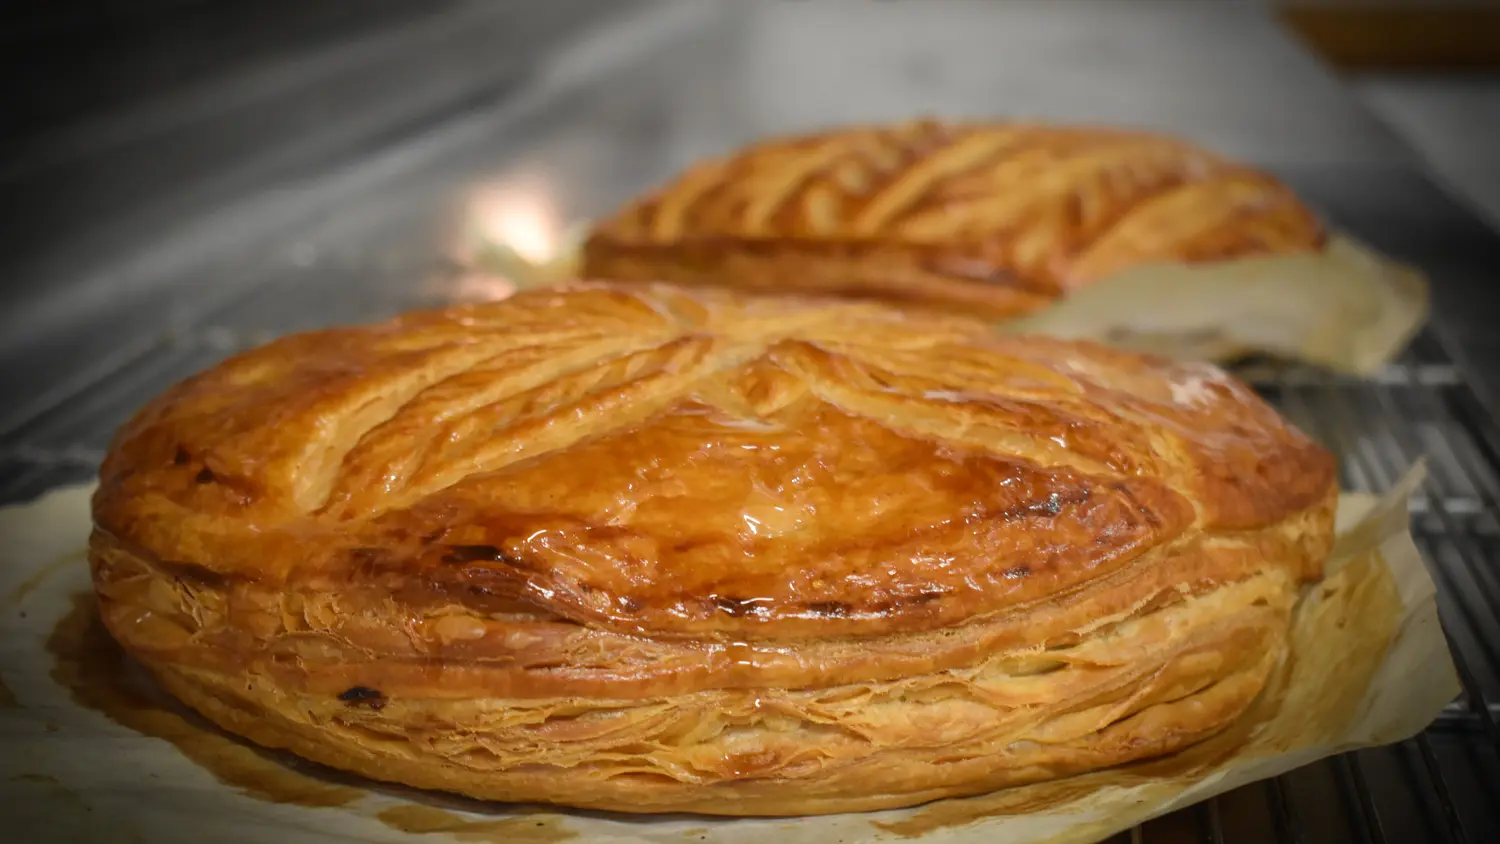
left=2, top=0, right=1498, bottom=368
left=1, top=0, right=1498, bottom=367
left=1, top=2, right=1500, bottom=842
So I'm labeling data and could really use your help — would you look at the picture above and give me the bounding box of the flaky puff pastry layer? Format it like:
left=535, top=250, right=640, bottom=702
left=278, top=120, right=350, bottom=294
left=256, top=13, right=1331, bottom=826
left=583, top=121, right=1326, bottom=321
left=90, top=283, right=1337, bottom=815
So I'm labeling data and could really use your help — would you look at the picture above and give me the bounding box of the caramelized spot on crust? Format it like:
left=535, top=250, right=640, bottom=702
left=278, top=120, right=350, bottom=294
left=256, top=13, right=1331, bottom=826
left=337, top=686, right=386, bottom=710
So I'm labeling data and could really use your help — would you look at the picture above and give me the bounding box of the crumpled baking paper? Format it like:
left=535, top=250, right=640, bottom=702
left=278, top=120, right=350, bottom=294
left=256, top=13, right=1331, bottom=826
left=0, top=464, right=1458, bottom=843
left=1005, top=236, right=1429, bottom=377
left=482, top=232, right=1427, bottom=376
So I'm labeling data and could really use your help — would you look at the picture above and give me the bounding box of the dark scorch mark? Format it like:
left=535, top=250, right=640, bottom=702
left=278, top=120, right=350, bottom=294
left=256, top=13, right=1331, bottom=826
left=338, top=686, right=386, bottom=710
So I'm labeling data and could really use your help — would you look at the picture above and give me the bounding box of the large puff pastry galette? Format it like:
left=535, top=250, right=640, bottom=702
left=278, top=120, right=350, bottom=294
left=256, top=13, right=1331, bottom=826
left=90, top=282, right=1337, bottom=816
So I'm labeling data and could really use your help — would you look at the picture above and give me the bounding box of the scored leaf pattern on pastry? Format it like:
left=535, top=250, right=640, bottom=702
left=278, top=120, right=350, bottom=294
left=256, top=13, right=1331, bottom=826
left=95, top=283, right=1334, bottom=639
left=586, top=121, right=1327, bottom=315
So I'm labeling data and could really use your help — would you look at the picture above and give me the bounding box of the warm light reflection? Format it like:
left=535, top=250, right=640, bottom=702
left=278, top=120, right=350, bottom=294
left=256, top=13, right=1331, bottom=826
left=465, top=180, right=563, bottom=265
left=441, top=177, right=584, bottom=301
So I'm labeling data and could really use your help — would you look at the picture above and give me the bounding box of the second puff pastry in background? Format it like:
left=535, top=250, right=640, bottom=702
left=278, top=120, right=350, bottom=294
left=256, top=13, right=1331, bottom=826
left=492, top=120, right=1428, bottom=375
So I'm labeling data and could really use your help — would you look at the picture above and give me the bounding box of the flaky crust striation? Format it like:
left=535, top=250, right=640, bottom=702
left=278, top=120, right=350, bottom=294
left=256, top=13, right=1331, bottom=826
left=90, top=283, right=1337, bottom=815
left=583, top=121, right=1327, bottom=320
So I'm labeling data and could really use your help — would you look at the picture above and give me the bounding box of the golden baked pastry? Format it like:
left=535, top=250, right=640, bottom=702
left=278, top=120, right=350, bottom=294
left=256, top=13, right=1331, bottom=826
left=89, top=282, right=1337, bottom=816
left=582, top=120, right=1327, bottom=321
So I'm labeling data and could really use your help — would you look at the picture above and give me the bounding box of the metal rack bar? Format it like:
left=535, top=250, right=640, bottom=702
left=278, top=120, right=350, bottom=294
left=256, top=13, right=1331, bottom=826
left=1267, top=776, right=1306, bottom=843
left=1416, top=735, right=1470, bottom=844
left=1195, top=799, right=1227, bottom=844
left=1333, top=753, right=1385, bottom=844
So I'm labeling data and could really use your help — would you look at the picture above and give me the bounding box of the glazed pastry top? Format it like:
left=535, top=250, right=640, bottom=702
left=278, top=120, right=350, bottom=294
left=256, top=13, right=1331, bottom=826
left=93, top=283, right=1335, bottom=640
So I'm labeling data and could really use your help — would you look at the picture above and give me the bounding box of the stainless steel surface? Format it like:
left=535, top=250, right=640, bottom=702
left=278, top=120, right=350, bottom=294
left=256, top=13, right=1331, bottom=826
left=0, top=0, right=658, bottom=367
left=708, top=0, right=1411, bottom=166
left=1357, top=73, right=1500, bottom=229
left=2, top=2, right=1498, bottom=842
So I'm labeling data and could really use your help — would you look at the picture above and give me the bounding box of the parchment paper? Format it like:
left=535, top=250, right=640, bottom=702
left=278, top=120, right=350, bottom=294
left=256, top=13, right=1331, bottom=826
left=1005, top=236, right=1429, bottom=377
left=0, top=464, right=1458, bottom=844
left=482, top=233, right=1427, bottom=376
